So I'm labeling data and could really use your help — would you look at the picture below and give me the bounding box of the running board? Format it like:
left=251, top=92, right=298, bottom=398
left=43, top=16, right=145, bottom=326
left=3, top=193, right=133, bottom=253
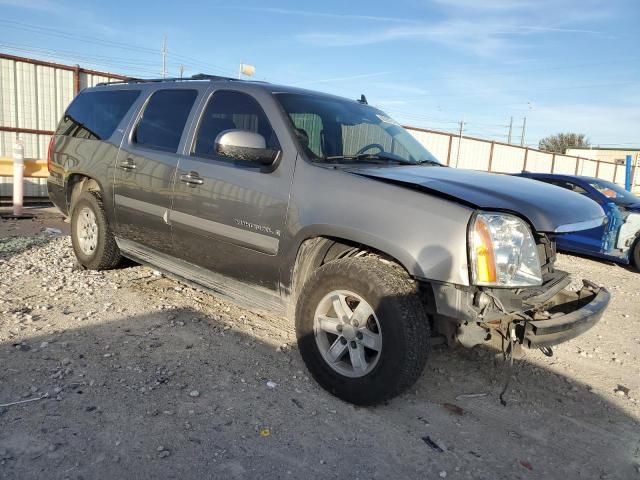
left=116, top=238, right=286, bottom=316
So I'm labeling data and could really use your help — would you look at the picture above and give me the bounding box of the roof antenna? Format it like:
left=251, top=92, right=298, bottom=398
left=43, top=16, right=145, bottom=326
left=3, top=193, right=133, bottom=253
left=358, top=94, right=368, bottom=105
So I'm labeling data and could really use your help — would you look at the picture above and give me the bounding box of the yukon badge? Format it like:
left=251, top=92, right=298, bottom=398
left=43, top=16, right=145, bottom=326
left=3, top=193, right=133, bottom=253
left=234, top=218, right=281, bottom=237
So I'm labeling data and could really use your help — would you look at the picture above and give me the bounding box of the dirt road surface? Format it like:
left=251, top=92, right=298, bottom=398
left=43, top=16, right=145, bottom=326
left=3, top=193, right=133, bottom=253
left=1, top=210, right=639, bottom=479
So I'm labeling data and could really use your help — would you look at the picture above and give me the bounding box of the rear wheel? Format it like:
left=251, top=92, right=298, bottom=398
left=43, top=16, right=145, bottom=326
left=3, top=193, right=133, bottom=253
left=295, top=256, right=430, bottom=405
left=70, top=191, right=122, bottom=270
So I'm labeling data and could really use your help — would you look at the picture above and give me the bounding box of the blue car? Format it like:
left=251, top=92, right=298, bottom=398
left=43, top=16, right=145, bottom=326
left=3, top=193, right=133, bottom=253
left=517, top=173, right=640, bottom=270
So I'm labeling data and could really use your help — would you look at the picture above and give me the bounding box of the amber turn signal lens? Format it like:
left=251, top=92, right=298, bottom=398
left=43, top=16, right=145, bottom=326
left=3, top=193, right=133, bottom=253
left=472, top=217, right=497, bottom=284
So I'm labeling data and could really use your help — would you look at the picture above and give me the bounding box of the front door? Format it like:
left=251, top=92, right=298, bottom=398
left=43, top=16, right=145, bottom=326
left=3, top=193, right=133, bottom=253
left=169, top=88, right=294, bottom=291
left=113, top=87, right=201, bottom=254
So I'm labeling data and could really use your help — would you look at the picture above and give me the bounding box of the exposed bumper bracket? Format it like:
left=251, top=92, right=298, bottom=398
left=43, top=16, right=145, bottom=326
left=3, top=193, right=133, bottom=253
left=522, top=281, right=610, bottom=348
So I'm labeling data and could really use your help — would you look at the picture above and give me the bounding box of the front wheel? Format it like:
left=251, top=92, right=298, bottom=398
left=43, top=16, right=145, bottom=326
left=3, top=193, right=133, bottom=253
left=295, top=257, right=430, bottom=405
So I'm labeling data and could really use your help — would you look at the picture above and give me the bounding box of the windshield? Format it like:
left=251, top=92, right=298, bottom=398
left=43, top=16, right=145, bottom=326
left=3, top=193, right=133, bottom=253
left=275, top=93, right=441, bottom=166
left=588, top=179, right=639, bottom=206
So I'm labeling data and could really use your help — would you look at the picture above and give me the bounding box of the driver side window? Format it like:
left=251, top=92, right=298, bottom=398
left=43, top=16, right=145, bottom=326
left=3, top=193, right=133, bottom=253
left=193, top=90, right=279, bottom=159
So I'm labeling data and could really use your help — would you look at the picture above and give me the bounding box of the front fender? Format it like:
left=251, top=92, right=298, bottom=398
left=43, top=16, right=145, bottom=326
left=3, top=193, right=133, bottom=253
left=283, top=162, right=474, bottom=286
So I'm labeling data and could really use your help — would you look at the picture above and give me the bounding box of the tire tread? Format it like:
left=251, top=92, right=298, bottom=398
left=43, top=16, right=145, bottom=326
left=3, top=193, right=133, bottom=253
left=295, top=256, right=430, bottom=405
left=71, top=191, right=122, bottom=270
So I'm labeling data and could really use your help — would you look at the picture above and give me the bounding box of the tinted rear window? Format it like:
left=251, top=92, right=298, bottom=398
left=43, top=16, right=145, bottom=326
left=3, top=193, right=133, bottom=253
left=56, top=90, right=140, bottom=140
left=133, top=89, right=198, bottom=152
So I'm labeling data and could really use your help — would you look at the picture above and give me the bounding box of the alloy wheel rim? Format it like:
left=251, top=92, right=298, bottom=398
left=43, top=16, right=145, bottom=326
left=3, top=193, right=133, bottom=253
left=76, top=207, right=98, bottom=255
left=313, top=289, right=382, bottom=378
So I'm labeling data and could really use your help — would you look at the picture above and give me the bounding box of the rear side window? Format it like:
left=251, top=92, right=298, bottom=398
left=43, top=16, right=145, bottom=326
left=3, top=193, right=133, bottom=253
left=133, top=89, right=198, bottom=152
left=56, top=90, right=140, bottom=140
left=193, top=90, right=279, bottom=158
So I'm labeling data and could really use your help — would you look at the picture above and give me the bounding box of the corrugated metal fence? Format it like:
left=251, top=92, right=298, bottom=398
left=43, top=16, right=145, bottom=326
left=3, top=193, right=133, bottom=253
left=0, top=53, right=125, bottom=198
left=404, top=126, right=640, bottom=190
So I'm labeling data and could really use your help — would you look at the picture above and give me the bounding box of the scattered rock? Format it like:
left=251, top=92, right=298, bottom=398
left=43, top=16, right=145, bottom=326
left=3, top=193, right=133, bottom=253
left=421, top=436, right=444, bottom=453
left=442, top=403, right=465, bottom=416
left=520, top=460, right=533, bottom=471
left=614, top=385, right=630, bottom=396
left=189, top=390, right=200, bottom=398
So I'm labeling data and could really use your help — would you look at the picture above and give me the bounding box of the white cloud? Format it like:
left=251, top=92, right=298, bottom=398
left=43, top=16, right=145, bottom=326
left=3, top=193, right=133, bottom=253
left=429, top=0, right=536, bottom=10
left=0, top=0, right=55, bottom=10
left=220, top=6, right=420, bottom=24
left=296, top=0, right=608, bottom=54
left=295, top=71, right=395, bottom=86
left=297, top=20, right=535, bottom=55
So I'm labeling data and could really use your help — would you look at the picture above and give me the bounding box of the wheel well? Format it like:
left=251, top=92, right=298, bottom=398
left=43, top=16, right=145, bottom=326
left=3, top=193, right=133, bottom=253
left=67, top=174, right=102, bottom=212
left=286, top=236, right=410, bottom=318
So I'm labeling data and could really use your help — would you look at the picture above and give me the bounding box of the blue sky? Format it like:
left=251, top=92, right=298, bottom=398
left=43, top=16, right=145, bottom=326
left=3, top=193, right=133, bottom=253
left=1, top=0, right=638, bottom=147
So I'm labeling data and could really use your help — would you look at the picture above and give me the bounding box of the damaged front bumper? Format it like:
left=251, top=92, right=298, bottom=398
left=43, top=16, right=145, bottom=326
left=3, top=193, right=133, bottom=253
left=521, top=281, right=610, bottom=348
left=429, top=273, right=610, bottom=349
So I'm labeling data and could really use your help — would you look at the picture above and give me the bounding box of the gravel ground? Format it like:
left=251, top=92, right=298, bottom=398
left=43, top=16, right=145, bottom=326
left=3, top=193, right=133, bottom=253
left=1, top=213, right=639, bottom=480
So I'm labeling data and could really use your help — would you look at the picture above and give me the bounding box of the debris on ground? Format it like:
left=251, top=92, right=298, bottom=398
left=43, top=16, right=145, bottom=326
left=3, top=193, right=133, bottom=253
left=421, top=436, right=444, bottom=453
left=614, top=385, right=630, bottom=396
left=442, top=403, right=465, bottom=416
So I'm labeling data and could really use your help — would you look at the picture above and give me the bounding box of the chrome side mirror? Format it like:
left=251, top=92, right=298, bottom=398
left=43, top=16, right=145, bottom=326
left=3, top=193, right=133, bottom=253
left=215, top=130, right=279, bottom=165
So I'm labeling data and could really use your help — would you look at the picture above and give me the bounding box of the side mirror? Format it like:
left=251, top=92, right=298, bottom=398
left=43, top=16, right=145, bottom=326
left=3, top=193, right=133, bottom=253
left=215, top=130, right=279, bottom=166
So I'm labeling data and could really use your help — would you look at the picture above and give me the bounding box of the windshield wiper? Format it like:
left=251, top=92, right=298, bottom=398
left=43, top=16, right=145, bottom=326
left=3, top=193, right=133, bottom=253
left=320, top=153, right=443, bottom=166
left=322, top=153, right=416, bottom=165
left=415, top=159, right=443, bottom=166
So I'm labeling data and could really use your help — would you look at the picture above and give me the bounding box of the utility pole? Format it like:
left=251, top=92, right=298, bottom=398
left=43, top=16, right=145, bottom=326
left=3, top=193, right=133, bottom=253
left=507, top=116, right=513, bottom=144
left=161, top=35, right=167, bottom=79
left=520, top=116, right=527, bottom=147
left=179, top=64, right=184, bottom=79
left=455, top=117, right=465, bottom=167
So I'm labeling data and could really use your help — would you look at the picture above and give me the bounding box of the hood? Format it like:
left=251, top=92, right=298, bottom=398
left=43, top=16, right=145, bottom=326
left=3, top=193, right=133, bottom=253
left=353, top=166, right=605, bottom=233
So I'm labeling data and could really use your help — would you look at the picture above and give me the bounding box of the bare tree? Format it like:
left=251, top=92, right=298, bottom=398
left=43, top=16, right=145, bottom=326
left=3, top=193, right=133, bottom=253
left=538, top=133, right=590, bottom=153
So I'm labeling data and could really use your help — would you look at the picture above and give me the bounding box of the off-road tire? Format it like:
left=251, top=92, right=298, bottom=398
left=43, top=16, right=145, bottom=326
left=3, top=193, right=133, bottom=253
left=70, top=191, right=122, bottom=270
left=295, top=256, right=430, bottom=405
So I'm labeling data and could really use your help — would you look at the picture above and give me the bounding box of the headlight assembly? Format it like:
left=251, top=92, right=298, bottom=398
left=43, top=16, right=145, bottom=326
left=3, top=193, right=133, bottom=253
left=469, top=213, right=542, bottom=287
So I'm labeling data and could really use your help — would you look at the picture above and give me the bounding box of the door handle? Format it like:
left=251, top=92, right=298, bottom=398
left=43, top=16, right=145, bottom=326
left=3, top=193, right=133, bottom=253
left=120, top=157, right=136, bottom=170
left=180, top=171, right=204, bottom=187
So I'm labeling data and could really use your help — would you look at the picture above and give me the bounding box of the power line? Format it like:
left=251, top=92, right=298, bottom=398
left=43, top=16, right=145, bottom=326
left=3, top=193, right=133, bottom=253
left=0, top=42, right=163, bottom=68
left=0, top=45, right=170, bottom=76
left=0, top=20, right=237, bottom=78
left=0, top=19, right=158, bottom=54
left=0, top=44, right=163, bottom=75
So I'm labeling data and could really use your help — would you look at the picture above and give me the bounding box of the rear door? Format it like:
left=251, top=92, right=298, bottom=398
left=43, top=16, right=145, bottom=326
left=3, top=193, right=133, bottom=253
left=169, top=87, right=295, bottom=291
left=113, top=87, right=203, bottom=254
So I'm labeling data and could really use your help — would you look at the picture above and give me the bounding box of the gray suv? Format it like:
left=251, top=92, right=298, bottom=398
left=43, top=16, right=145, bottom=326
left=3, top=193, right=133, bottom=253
left=47, top=75, right=610, bottom=405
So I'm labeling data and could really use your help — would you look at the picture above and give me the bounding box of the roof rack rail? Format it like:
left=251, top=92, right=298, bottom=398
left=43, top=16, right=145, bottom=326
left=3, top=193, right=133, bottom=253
left=96, top=73, right=238, bottom=87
